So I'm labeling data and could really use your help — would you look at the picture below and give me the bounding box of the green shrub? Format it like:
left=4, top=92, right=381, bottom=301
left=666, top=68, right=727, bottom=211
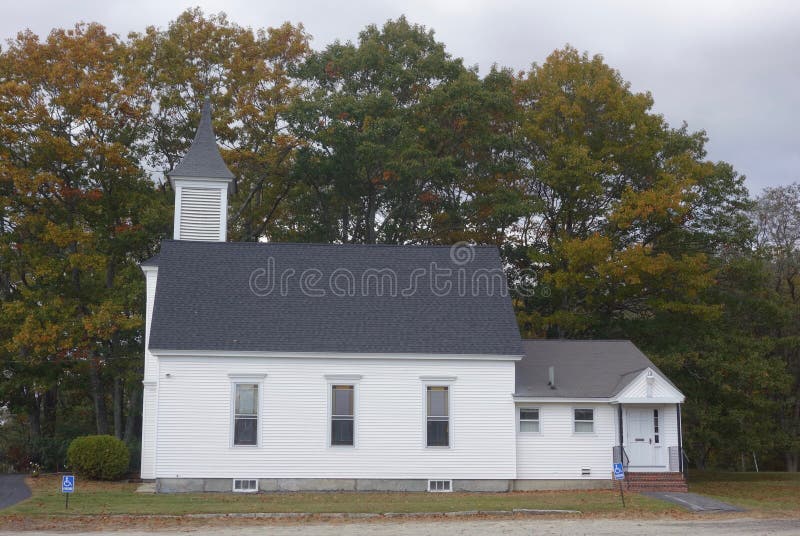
left=67, top=435, right=130, bottom=480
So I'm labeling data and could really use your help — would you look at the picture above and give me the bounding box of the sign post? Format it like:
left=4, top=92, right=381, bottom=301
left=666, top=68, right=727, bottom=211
left=61, top=475, right=74, bottom=509
left=613, top=463, right=625, bottom=508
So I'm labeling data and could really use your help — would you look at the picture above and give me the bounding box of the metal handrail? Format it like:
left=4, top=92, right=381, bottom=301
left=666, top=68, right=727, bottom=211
left=612, top=445, right=630, bottom=470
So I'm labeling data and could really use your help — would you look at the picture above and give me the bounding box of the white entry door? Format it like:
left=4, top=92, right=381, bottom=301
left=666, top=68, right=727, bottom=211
left=625, top=407, right=665, bottom=469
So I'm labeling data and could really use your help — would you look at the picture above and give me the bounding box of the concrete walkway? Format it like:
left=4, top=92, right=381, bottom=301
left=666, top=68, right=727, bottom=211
left=0, top=474, right=30, bottom=510
left=643, top=491, right=743, bottom=512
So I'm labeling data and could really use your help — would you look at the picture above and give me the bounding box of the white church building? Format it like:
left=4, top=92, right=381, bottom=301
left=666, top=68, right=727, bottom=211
left=140, top=99, right=687, bottom=493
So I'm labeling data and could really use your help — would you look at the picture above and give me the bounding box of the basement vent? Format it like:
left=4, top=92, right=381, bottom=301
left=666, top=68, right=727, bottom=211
left=428, top=479, right=452, bottom=492
left=179, top=187, right=222, bottom=241
left=581, top=468, right=591, bottom=477
left=233, top=479, right=258, bottom=493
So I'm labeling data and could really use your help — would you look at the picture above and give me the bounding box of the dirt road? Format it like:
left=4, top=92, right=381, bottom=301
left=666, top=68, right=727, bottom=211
left=3, top=517, right=799, bottom=535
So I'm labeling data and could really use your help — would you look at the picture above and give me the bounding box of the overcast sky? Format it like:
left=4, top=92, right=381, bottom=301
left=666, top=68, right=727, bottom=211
left=2, top=0, right=798, bottom=194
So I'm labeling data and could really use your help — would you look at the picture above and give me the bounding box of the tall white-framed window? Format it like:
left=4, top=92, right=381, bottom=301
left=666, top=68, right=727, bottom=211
left=573, top=408, right=594, bottom=433
left=653, top=408, right=660, bottom=444
left=325, top=374, right=361, bottom=448
left=426, top=386, right=450, bottom=447
left=331, top=384, right=355, bottom=446
left=519, top=407, right=540, bottom=433
left=229, top=374, right=266, bottom=447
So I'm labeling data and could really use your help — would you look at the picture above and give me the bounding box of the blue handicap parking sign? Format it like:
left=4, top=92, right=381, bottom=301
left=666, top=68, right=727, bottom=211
left=613, top=462, right=625, bottom=480
left=62, top=475, right=74, bottom=493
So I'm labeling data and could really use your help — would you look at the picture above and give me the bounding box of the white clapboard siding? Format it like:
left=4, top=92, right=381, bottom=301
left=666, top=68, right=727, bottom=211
left=516, top=403, right=617, bottom=479
left=154, top=357, right=517, bottom=480
left=140, top=383, right=157, bottom=479
left=657, top=404, right=679, bottom=452
left=140, top=267, right=159, bottom=479
left=178, top=187, right=223, bottom=241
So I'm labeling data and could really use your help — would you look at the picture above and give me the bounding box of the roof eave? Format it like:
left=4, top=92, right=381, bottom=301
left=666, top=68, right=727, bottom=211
left=167, top=173, right=236, bottom=194
left=149, top=348, right=525, bottom=361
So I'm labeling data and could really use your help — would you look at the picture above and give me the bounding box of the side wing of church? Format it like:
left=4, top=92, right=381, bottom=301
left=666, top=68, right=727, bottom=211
left=140, top=99, right=687, bottom=493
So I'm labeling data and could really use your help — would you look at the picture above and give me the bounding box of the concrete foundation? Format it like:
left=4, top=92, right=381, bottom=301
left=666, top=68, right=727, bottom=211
left=513, top=479, right=613, bottom=491
left=155, top=477, right=613, bottom=493
left=453, top=479, right=511, bottom=492
left=355, top=479, right=427, bottom=492
left=275, top=479, right=357, bottom=492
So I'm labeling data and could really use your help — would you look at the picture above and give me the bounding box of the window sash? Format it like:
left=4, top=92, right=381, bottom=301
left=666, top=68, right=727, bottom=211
left=234, top=417, right=258, bottom=446
left=573, top=408, right=594, bottom=433
left=520, top=407, right=540, bottom=433
left=427, top=386, right=449, bottom=417
left=427, top=420, right=449, bottom=447
left=520, top=420, right=540, bottom=433
left=331, top=418, right=354, bottom=446
left=233, top=383, right=258, bottom=446
left=235, top=384, right=258, bottom=416
left=331, top=385, right=355, bottom=446
left=426, top=386, right=450, bottom=447
left=332, top=385, right=354, bottom=417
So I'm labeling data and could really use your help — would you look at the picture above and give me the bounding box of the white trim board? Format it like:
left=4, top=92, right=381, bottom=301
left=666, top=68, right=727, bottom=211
left=513, top=397, right=612, bottom=403
left=513, top=396, right=683, bottom=404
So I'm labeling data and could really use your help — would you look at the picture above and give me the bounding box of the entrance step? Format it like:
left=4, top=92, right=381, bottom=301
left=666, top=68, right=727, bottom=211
left=622, top=472, right=688, bottom=492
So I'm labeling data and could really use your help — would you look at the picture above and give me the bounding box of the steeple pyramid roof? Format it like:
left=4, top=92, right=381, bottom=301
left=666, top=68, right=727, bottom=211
left=169, top=96, right=235, bottom=180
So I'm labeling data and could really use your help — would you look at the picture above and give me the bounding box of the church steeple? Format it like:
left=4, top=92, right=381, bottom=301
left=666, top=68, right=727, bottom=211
left=168, top=97, right=234, bottom=242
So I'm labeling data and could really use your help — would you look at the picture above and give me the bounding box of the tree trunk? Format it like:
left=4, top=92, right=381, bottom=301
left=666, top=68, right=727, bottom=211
left=341, top=207, right=350, bottom=243
left=113, top=377, right=123, bottom=439
left=124, top=385, right=140, bottom=443
left=28, top=394, right=41, bottom=439
left=787, top=452, right=799, bottom=472
left=42, top=386, right=58, bottom=437
left=89, top=358, right=109, bottom=435
left=694, top=445, right=710, bottom=470
left=365, top=181, right=377, bottom=244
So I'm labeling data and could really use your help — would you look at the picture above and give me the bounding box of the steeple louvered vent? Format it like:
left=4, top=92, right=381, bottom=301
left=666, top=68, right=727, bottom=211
left=177, top=187, right=223, bottom=241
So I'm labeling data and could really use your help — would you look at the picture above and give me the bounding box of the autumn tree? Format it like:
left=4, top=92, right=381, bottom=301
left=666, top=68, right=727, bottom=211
left=0, top=23, right=170, bottom=456
left=508, top=47, right=751, bottom=339
left=0, top=13, right=792, bottom=473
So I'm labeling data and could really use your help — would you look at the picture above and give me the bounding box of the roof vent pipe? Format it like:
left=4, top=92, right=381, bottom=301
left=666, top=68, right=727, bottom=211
left=548, top=366, right=556, bottom=389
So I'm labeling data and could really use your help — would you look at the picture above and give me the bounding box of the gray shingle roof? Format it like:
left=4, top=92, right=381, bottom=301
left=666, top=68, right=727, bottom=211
left=147, top=240, right=523, bottom=355
left=168, top=97, right=235, bottom=180
left=140, top=254, right=160, bottom=267
left=515, top=340, right=676, bottom=398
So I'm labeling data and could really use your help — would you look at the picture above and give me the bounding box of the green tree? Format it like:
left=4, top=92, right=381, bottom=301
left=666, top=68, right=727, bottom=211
left=286, top=17, right=521, bottom=244
left=751, top=184, right=800, bottom=471
left=129, top=8, right=310, bottom=241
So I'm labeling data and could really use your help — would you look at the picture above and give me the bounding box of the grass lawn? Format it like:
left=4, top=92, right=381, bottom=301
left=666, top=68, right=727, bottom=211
left=3, top=472, right=799, bottom=521
left=3, top=476, right=674, bottom=517
left=688, top=471, right=800, bottom=514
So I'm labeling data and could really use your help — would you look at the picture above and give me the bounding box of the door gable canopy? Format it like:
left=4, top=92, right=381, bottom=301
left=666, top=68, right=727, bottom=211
left=614, top=367, right=684, bottom=404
